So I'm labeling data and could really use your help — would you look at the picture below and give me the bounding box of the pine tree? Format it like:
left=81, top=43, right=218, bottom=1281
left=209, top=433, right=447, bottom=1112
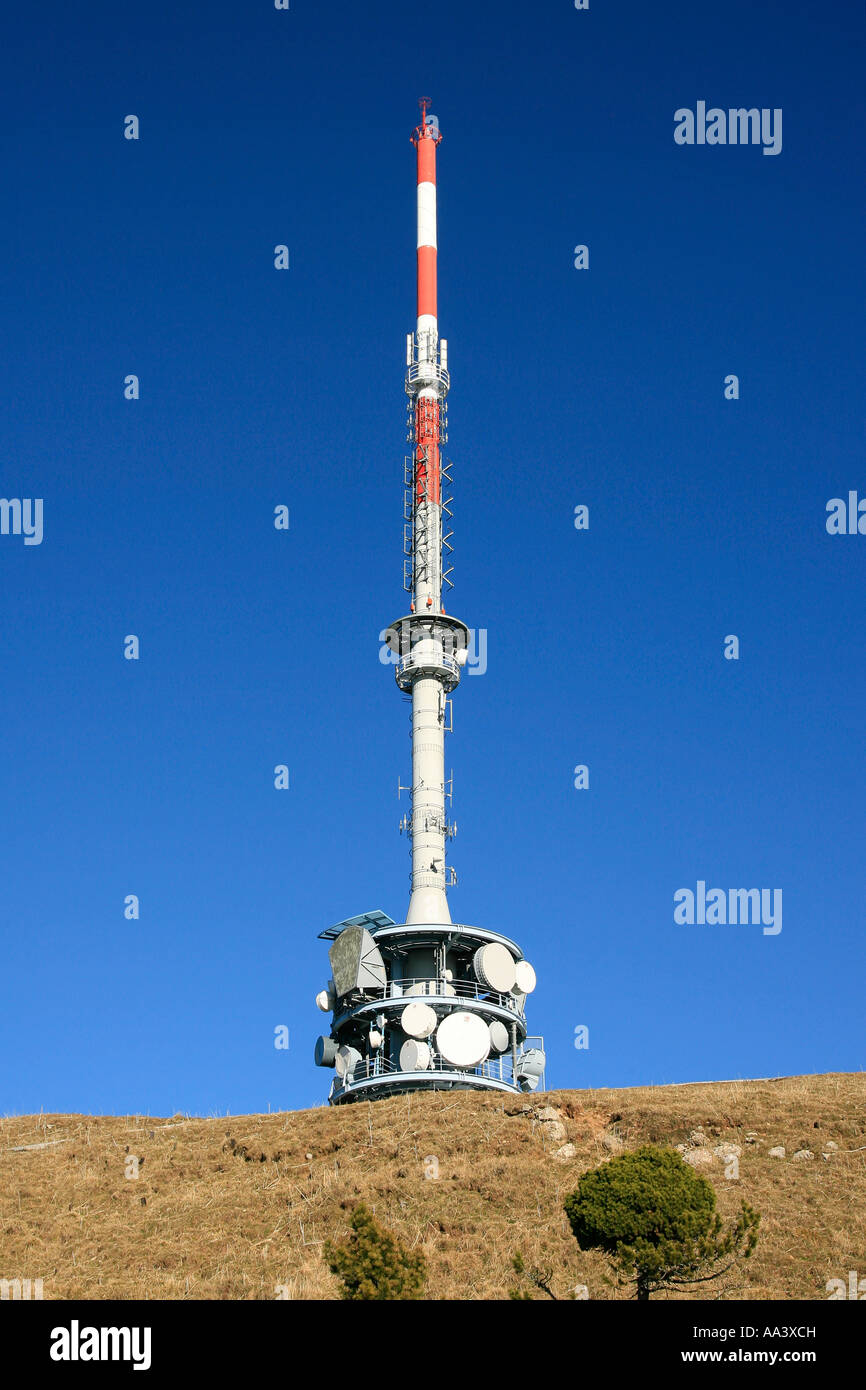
left=564, top=1145, right=760, bottom=1300
left=324, top=1203, right=426, bottom=1300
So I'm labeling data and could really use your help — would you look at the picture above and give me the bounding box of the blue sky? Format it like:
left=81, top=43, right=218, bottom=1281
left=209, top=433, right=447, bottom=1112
left=1, top=0, right=863, bottom=1116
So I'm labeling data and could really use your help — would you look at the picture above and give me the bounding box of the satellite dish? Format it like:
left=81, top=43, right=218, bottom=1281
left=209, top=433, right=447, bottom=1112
left=315, top=990, right=333, bottom=1013
left=314, top=1036, right=338, bottom=1068
left=368, top=1029, right=383, bottom=1049
left=399, top=1039, right=431, bottom=1072
left=334, top=1045, right=362, bottom=1080
left=436, top=1011, right=491, bottom=1068
left=401, top=1001, right=437, bottom=1039
left=329, top=926, right=387, bottom=997
left=515, top=960, right=537, bottom=994
left=473, top=943, right=517, bottom=993
left=517, top=1047, right=545, bottom=1077
left=515, top=1047, right=545, bottom=1091
left=488, top=1020, right=510, bottom=1055
left=442, top=968, right=453, bottom=982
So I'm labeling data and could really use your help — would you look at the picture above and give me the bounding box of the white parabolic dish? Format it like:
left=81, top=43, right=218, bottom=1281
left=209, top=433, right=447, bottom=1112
left=488, top=1019, right=510, bottom=1054
left=400, top=1039, right=431, bottom=1071
left=401, top=1001, right=437, bottom=1038
left=514, top=960, right=537, bottom=994
left=473, top=942, right=517, bottom=993
left=436, top=1010, right=491, bottom=1068
left=335, top=1045, right=362, bottom=1079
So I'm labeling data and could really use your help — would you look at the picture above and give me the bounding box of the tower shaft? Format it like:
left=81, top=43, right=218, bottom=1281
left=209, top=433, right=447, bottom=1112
left=403, top=101, right=456, bottom=926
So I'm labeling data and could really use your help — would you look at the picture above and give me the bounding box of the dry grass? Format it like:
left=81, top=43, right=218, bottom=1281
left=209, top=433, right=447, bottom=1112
left=1, top=1072, right=864, bottom=1300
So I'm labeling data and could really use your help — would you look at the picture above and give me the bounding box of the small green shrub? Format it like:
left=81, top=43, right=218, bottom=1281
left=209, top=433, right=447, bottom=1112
left=324, top=1203, right=426, bottom=1300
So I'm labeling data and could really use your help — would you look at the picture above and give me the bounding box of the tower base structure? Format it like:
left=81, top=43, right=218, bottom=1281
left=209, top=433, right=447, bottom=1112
left=314, top=912, right=544, bottom=1105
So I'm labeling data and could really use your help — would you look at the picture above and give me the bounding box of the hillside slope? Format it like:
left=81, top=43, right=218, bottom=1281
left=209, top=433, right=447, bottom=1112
left=2, top=1073, right=864, bottom=1300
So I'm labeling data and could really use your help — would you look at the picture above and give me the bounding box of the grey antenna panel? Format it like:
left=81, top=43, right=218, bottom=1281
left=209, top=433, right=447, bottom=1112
left=329, top=926, right=388, bottom=997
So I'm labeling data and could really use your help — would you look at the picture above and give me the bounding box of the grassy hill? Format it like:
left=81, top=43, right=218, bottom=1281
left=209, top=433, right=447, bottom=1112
left=2, top=1072, right=863, bottom=1300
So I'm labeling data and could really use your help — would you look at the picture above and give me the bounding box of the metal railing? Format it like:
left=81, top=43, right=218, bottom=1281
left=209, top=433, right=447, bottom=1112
left=369, top=976, right=526, bottom=1015
left=334, top=1037, right=545, bottom=1093
left=395, top=650, right=461, bottom=683
left=405, top=361, right=450, bottom=395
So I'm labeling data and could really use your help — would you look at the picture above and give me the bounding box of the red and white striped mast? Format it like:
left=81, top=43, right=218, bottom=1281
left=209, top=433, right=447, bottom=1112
left=396, top=100, right=468, bottom=926
left=413, top=96, right=444, bottom=583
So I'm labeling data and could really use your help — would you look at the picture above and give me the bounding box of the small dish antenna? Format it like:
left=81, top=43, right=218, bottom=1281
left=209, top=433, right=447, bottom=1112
left=401, top=1001, right=437, bottom=1038
left=514, top=960, right=537, bottom=994
left=400, top=1038, right=432, bottom=1071
left=473, top=943, right=517, bottom=993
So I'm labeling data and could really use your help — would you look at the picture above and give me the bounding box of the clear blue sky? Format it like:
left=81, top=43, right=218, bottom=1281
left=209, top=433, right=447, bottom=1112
left=1, top=1, right=863, bottom=1116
